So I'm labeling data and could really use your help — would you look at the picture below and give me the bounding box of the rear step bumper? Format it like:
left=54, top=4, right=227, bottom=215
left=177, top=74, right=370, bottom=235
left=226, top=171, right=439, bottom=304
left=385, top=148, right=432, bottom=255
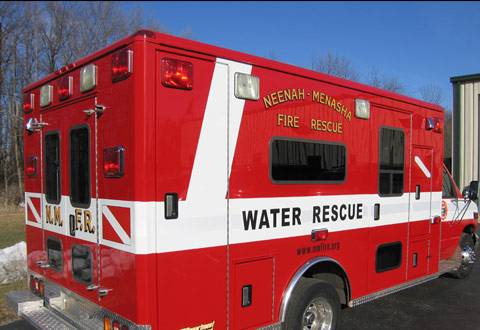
left=7, top=290, right=75, bottom=330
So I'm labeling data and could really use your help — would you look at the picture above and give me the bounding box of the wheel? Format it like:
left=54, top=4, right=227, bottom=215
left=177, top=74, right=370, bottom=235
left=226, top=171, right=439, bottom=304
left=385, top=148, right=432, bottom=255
left=284, top=278, right=340, bottom=330
left=451, top=233, right=476, bottom=279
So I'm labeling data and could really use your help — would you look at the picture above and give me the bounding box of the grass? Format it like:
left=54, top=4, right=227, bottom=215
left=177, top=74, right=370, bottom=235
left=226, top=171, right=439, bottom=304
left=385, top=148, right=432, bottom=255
left=0, top=279, right=27, bottom=325
left=0, top=210, right=25, bottom=249
left=0, top=210, right=27, bottom=325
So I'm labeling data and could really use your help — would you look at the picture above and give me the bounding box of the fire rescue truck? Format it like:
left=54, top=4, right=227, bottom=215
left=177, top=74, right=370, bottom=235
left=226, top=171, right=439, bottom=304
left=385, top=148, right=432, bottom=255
left=8, top=29, right=479, bottom=330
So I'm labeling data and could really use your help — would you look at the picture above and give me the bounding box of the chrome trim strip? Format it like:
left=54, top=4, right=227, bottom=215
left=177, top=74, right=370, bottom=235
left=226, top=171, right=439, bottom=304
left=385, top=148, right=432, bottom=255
left=279, top=257, right=350, bottom=323
left=348, top=273, right=439, bottom=307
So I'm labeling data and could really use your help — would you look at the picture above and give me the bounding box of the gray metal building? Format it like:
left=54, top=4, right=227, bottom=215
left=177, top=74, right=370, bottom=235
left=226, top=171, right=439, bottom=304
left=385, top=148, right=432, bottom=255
left=451, top=73, right=480, bottom=191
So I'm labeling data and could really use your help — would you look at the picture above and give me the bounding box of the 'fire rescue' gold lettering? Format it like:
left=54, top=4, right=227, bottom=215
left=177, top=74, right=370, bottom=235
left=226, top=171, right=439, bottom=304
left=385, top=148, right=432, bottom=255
left=75, top=208, right=95, bottom=234
left=277, top=113, right=299, bottom=128
left=45, top=205, right=63, bottom=226
left=311, top=119, right=343, bottom=134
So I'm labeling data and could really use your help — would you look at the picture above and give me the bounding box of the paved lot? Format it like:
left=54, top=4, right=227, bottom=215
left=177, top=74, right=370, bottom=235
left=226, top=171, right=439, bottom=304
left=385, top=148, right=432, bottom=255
left=339, top=262, right=480, bottom=330
left=3, top=259, right=479, bottom=330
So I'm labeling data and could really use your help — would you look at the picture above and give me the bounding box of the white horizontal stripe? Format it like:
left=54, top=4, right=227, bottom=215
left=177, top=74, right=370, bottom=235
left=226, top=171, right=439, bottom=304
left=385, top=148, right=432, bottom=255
left=24, top=192, right=477, bottom=255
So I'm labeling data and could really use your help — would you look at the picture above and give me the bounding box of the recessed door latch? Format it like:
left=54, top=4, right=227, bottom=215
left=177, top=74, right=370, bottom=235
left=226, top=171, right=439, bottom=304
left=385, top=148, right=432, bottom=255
left=83, top=104, right=107, bottom=117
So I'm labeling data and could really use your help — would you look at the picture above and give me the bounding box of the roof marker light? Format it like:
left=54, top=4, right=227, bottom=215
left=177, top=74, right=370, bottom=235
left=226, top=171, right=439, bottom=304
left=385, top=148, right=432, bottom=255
left=112, top=49, right=133, bottom=82
left=355, top=99, right=370, bottom=119
left=40, top=85, right=53, bottom=107
left=58, top=76, right=73, bottom=101
left=234, top=73, right=259, bottom=100
left=161, top=58, right=193, bottom=90
left=23, top=93, right=34, bottom=113
left=80, top=64, right=97, bottom=92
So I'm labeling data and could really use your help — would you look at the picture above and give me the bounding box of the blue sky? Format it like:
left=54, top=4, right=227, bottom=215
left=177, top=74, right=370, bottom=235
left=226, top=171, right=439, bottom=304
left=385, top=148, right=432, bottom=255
left=123, top=1, right=480, bottom=110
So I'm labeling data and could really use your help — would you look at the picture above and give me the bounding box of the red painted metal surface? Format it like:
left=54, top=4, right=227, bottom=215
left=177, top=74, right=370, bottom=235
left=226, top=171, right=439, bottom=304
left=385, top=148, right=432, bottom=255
left=22, top=30, right=476, bottom=330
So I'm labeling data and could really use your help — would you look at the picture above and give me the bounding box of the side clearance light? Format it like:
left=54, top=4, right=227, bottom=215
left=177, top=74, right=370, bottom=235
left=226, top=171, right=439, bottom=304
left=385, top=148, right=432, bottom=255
left=161, top=58, right=193, bottom=90
left=23, top=93, right=34, bottom=113
left=40, top=84, right=53, bottom=107
left=104, top=316, right=111, bottom=330
left=103, top=146, right=125, bottom=178
left=355, top=99, right=370, bottom=119
left=311, top=228, right=329, bottom=241
left=58, top=76, right=73, bottom=101
left=234, top=72, right=259, bottom=100
left=80, top=64, right=97, bottom=92
left=26, top=156, right=38, bottom=177
left=112, top=49, right=133, bottom=82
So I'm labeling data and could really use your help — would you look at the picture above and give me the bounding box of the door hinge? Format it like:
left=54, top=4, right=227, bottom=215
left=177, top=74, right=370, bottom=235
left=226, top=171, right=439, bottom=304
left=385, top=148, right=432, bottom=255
left=83, top=104, right=107, bottom=117
left=36, top=260, right=50, bottom=269
left=98, top=288, right=112, bottom=297
left=26, top=118, right=49, bottom=133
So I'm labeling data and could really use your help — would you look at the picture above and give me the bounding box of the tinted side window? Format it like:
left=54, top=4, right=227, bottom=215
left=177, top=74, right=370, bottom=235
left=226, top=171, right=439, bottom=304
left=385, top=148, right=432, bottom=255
left=376, top=242, right=402, bottom=272
left=379, top=128, right=404, bottom=196
left=442, top=169, right=456, bottom=198
left=45, top=133, right=61, bottom=204
left=271, top=139, right=346, bottom=182
left=70, top=127, right=90, bottom=207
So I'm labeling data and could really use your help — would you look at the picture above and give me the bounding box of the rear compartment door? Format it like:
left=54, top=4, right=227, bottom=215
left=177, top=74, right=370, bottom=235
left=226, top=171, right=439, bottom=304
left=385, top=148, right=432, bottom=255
left=41, top=97, right=101, bottom=302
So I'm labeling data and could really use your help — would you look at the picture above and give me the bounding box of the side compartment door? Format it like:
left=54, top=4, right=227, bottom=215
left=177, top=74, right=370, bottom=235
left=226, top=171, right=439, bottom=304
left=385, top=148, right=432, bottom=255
left=368, top=109, right=411, bottom=292
left=407, top=146, right=438, bottom=280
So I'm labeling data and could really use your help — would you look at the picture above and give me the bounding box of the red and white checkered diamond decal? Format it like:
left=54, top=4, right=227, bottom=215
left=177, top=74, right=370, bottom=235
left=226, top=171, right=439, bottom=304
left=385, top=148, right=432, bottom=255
left=26, top=194, right=41, bottom=225
left=102, top=205, right=131, bottom=245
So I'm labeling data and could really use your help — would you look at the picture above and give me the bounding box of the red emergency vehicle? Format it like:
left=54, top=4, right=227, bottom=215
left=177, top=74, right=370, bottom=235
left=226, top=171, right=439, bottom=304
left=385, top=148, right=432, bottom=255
left=8, top=29, right=479, bottom=330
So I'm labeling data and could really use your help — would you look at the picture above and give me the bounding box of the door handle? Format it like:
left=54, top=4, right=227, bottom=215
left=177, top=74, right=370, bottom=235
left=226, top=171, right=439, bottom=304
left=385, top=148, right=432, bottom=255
left=374, top=203, right=380, bottom=220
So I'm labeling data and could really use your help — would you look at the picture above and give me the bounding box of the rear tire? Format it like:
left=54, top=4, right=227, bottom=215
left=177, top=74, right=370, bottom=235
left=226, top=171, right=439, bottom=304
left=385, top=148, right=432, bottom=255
left=451, top=233, right=476, bottom=279
left=284, top=278, right=340, bottom=330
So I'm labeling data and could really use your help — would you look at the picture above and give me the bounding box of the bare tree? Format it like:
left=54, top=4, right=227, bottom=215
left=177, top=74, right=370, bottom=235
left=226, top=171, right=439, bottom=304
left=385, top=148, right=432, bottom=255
left=312, top=52, right=359, bottom=81
left=365, top=68, right=405, bottom=93
left=0, top=1, right=169, bottom=206
left=418, top=84, right=444, bottom=106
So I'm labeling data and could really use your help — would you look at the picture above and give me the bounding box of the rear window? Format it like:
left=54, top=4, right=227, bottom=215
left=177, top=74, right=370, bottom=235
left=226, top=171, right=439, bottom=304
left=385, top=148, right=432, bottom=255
left=45, top=132, right=61, bottom=204
left=70, top=127, right=90, bottom=207
left=270, top=138, right=346, bottom=183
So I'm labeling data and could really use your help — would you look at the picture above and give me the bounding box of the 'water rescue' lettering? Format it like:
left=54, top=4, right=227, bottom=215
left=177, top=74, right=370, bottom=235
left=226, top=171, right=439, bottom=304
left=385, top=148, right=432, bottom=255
left=242, top=203, right=363, bottom=231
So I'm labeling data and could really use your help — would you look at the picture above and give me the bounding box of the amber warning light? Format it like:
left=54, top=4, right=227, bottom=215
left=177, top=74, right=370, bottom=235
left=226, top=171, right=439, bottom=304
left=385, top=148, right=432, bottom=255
left=161, top=58, right=193, bottom=90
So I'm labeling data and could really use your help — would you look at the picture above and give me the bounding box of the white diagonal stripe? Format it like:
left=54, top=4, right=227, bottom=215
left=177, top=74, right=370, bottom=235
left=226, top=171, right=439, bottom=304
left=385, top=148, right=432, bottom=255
left=26, top=197, right=41, bottom=224
left=102, top=206, right=131, bottom=245
left=414, top=156, right=431, bottom=178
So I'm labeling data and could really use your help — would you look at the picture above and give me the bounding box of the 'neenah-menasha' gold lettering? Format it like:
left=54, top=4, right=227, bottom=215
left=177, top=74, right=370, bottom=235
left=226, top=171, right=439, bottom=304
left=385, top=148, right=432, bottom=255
left=312, top=91, right=351, bottom=121
left=263, top=89, right=305, bottom=109
left=263, top=88, right=352, bottom=122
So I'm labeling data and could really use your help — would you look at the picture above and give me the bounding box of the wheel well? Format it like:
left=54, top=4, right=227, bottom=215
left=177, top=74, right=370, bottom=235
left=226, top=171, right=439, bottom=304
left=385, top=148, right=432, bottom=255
left=303, top=261, right=350, bottom=306
left=279, top=258, right=351, bottom=323
left=463, top=225, right=477, bottom=243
